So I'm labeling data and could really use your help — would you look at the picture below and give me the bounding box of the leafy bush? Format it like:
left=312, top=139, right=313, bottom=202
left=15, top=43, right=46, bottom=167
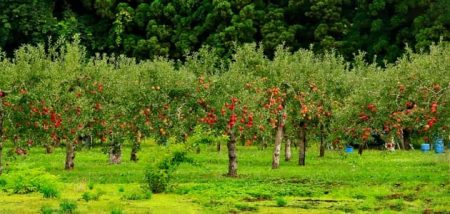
left=10, top=175, right=36, bottom=194
left=118, top=186, right=125, bottom=192
left=144, top=168, right=169, bottom=193
left=144, top=148, right=193, bottom=193
left=59, top=199, right=77, bottom=214
left=2, top=168, right=61, bottom=198
left=32, top=173, right=61, bottom=198
left=275, top=197, right=288, bottom=207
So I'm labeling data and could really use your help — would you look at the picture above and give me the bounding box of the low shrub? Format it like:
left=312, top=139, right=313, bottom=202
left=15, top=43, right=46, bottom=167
left=144, top=148, right=193, bottom=193
left=144, top=167, right=169, bottom=193
left=10, top=175, right=36, bottom=194
left=2, top=168, right=61, bottom=198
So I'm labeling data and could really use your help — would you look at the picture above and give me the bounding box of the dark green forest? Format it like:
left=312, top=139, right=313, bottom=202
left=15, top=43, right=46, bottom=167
left=1, top=0, right=449, bottom=62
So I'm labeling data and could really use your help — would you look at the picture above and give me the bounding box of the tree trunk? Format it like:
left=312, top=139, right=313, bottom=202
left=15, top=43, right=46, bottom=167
left=397, top=129, right=405, bottom=150
left=217, top=142, right=221, bottom=152
left=0, top=100, right=4, bottom=175
left=130, top=131, right=141, bottom=162
left=358, top=142, right=366, bottom=155
left=13, top=137, right=18, bottom=148
left=403, top=128, right=411, bottom=150
left=319, top=124, right=325, bottom=157
left=109, top=140, right=122, bottom=164
left=240, top=134, right=245, bottom=146
left=227, top=131, right=238, bottom=177
left=45, top=144, right=53, bottom=154
left=0, top=142, right=3, bottom=175
left=298, top=123, right=306, bottom=166
left=130, top=143, right=138, bottom=162
left=272, top=115, right=285, bottom=169
left=285, top=139, right=291, bottom=161
left=65, top=142, right=75, bottom=170
left=262, top=137, right=268, bottom=150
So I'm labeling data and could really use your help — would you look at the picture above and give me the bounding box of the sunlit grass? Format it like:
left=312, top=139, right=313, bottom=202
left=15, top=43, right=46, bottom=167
left=0, top=143, right=448, bottom=213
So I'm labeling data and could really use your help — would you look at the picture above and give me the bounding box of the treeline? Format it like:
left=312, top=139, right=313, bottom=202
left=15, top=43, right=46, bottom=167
left=0, top=0, right=449, bottom=62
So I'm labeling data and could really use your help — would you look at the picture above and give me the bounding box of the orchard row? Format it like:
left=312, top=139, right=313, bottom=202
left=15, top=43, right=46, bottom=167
left=0, top=41, right=449, bottom=176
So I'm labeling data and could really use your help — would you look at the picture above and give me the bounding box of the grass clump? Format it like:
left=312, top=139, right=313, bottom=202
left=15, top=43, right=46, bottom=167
left=110, top=207, right=124, bottom=214
left=87, top=182, right=95, bottom=190
left=275, top=197, right=288, bottom=207
left=235, top=203, right=258, bottom=211
left=59, top=199, right=77, bottom=214
left=247, top=191, right=273, bottom=200
left=121, top=188, right=152, bottom=200
left=81, top=191, right=101, bottom=202
left=40, top=185, right=60, bottom=198
left=81, top=188, right=105, bottom=202
left=40, top=204, right=55, bottom=214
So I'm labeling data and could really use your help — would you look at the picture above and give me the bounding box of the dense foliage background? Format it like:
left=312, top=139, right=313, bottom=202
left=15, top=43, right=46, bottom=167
left=1, top=0, right=449, bottom=62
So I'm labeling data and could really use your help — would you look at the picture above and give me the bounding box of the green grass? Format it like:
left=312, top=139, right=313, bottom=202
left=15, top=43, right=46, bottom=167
left=0, top=143, right=449, bottom=213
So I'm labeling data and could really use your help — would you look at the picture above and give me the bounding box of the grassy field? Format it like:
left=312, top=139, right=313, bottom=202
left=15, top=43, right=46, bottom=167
left=0, top=143, right=449, bottom=214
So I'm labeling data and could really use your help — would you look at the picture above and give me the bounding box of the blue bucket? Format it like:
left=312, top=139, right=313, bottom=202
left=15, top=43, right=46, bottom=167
left=345, top=146, right=353, bottom=153
left=435, top=144, right=445, bottom=153
left=435, top=138, right=444, bottom=145
left=421, top=143, right=430, bottom=152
